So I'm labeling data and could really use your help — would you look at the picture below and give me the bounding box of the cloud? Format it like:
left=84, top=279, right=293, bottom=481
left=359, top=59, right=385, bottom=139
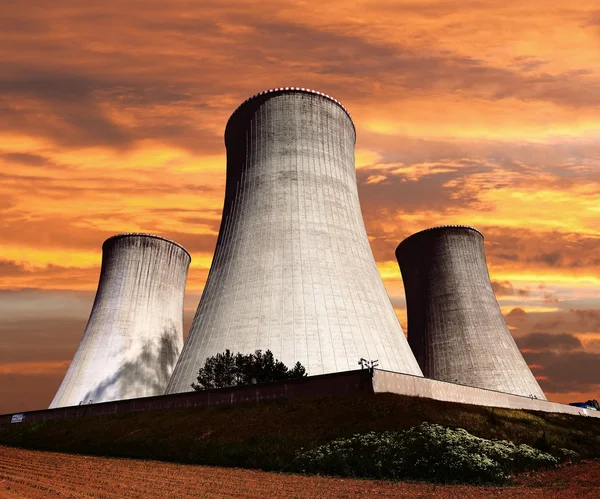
left=492, top=280, right=515, bottom=296
left=505, top=307, right=528, bottom=322
left=0, top=152, right=50, bottom=166
left=491, top=280, right=530, bottom=297
left=0, top=261, right=101, bottom=291
left=531, top=316, right=567, bottom=332
left=0, top=373, right=62, bottom=414
left=571, top=309, right=600, bottom=330
left=0, top=317, right=88, bottom=364
left=0, top=0, right=599, bottom=411
left=0, top=70, right=133, bottom=149
left=516, top=332, right=583, bottom=352
left=357, top=159, right=488, bottom=215
left=574, top=333, right=600, bottom=352
left=0, top=1, right=599, bottom=157
left=482, top=228, right=600, bottom=272
left=0, top=260, right=27, bottom=276
left=523, top=350, right=600, bottom=394
left=0, top=361, right=70, bottom=375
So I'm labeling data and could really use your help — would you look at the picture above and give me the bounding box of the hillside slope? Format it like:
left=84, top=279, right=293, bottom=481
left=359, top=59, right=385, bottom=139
left=1, top=393, right=599, bottom=471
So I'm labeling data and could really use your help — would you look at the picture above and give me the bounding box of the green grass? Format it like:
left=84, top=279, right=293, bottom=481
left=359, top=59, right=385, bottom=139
left=0, top=393, right=598, bottom=471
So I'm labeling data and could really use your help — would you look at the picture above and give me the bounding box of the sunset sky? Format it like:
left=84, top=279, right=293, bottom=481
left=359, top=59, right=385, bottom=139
left=1, top=0, right=599, bottom=414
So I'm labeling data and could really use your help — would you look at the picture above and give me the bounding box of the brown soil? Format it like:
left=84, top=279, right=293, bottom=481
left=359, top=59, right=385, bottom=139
left=0, top=445, right=598, bottom=498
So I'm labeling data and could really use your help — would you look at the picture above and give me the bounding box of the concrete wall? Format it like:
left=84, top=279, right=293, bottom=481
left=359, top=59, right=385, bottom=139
left=373, top=369, right=599, bottom=418
left=49, top=234, right=191, bottom=408
left=2, top=370, right=373, bottom=426
left=4, top=368, right=597, bottom=427
left=396, top=225, right=546, bottom=400
left=167, top=88, right=422, bottom=394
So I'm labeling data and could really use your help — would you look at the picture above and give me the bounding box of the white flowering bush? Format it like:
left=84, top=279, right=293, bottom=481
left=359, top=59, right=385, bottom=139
left=293, top=423, right=560, bottom=484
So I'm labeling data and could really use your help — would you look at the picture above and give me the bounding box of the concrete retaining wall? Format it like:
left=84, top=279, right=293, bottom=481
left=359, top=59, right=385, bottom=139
left=373, top=369, right=600, bottom=418
left=0, top=370, right=372, bottom=426
left=2, top=368, right=598, bottom=426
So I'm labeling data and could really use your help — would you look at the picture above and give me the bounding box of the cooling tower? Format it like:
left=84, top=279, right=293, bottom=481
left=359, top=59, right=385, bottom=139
left=396, top=225, right=546, bottom=399
left=49, top=233, right=191, bottom=408
left=166, top=87, right=422, bottom=393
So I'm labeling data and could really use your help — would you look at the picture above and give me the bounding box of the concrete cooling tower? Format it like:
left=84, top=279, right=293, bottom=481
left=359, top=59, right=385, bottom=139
left=49, top=234, right=191, bottom=408
left=166, top=87, right=423, bottom=393
left=396, top=225, right=546, bottom=399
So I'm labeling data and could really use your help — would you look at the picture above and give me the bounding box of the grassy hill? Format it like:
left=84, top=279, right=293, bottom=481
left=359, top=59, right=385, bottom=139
left=1, top=393, right=599, bottom=472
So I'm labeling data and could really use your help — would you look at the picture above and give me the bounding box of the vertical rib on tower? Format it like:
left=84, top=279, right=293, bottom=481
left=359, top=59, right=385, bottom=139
left=166, top=88, right=422, bottom=393
left=49, top=234, right=191, bottom=408
left=396, top=225, right=546, bottom=399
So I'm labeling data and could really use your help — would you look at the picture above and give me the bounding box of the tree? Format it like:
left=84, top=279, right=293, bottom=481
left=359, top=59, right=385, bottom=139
left=192, top=349, right=307, bottom=391
left=191, top=349, right=238, bottom=390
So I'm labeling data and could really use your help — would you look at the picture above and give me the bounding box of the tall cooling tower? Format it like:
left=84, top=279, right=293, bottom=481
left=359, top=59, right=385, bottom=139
left=396, top=225, right=546, bottom=399
left=50, top=233, right=191, bottom=408
left=166, top=87, right=422, bottom=393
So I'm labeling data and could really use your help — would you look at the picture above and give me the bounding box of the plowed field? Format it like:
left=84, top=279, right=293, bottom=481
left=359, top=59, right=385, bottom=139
left=0, top=446, right=598, bottom=498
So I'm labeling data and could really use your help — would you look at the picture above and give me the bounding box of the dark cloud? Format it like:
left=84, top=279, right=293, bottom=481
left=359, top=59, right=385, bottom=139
left=359, top=162, right=491, bottom=261
left=0, top=170, right=216, bottom=197
left=537, top=252, right=562, bottom=266
left=0, top=373, right=61, bottom=414
left=0, top=214, right=113, bottom=253
left=0, top=70, right=99, bottom=105
left=482, top=227, right=600, bottom=271
left=0, top=260, right=27, bottom=276
left=542, top=291, right=559, bottom=304
left=358, top=162, right=487, bottom=213
left=0, top=317, right=88, bottom=364
left=505, top=307, right=528, bottom=322
left=532, top=316, right=567, bottom=332
left=586, top=338, right=600, bottom=352
left=494, top=253, right=520, bottom=262
left=492, top=280, right=514, bottom=295
left=0, top=152, right=50, bottom=166
left=571, top=309, right=600, bottom=330
left=356, top=136, right=600, bottom=182
left=511, top=55, right=547, bottom=73
left=0, top=67, right=224, bottom=152
left=1, top=2, right=599, bottom=153
left=0, top=14, right=46, bottom=34
left=516, top=332, right=583, bottom=352
left=524, top=350, right=600, bottom=394
left=245, top=20, right=600, bottom=109
left=0, top=259, right=100, bottom=290
left=0, top=70, right=133, bottom=149
left=491, top=280, right=530, bottom=297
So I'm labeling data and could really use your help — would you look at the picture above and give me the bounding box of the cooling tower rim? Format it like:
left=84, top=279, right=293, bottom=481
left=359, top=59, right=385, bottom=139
left=396, top=225, right=484, bottom=252
left=225, top=87, right=356, bottom=137
left=103, top=233, right=191, bottom=260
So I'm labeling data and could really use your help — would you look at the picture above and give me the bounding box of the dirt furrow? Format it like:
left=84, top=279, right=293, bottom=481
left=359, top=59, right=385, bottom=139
left=0, top=462, right=135, bottom=497
left=0, top=459, right=152, bottom=498
left=1, top=446, right=598, bottom=498
left=0, top=456, right=263, bottom=497
left=0, top=472, right=88, bottom=498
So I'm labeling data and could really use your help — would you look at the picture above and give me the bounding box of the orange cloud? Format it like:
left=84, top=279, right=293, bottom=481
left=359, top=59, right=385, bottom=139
left=0, top=361, right=70, bottom=375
